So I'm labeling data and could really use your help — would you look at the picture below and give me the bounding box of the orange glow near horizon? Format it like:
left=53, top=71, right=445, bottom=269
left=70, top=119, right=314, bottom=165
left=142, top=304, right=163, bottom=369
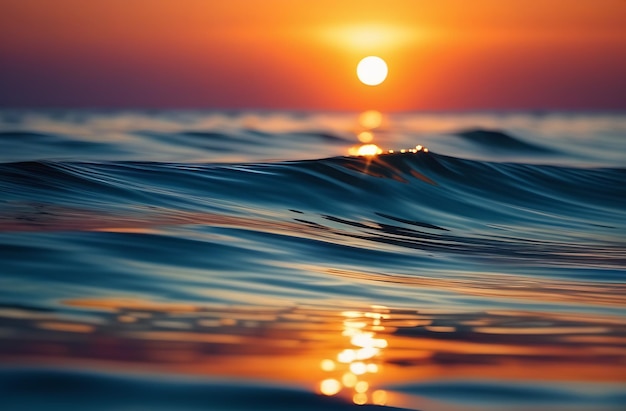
left=0, top=1, right=625, bottom=110
left=318, top=24, right=420, bottom=54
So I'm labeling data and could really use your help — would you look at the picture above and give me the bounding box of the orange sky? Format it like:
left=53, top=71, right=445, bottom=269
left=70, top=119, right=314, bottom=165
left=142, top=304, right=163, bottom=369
left=1, top=0, right=625, bottom=110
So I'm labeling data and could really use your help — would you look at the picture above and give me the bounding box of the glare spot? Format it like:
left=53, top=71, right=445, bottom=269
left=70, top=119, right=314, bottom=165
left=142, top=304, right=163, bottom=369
left=321, top=359, right=336, bottom=371
left=358, top=131, right=374, bottom=143
left=342, top=328, right=358, bottom=337
left=351, top=332, right=374, bottom=347
left=353, top=392, right=368, bottom=405
left=356, top=346, right=379, bottom=360
left=358, top=110, right=382, bottom=129
left=320, top=379, right=342, bottom=396
left=372, top=390, right=388, bottom=405
left=366, top=363, right=379, bottom=373
left=355, top=381, right=369, bottom=393
left=374, top=338, right=388, bottom=348
left=342, top=372, right=358, bottom=387
left=344, top=320, right=367, bottom=329
left=350, top=361, right=367, bottom=375
left=356, top=144, right=383, bottom=156
left=338, top=349, right=357, bottom=363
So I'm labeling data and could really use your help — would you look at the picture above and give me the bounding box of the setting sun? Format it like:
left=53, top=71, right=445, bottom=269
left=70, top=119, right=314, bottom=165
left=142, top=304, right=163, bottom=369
left=356, top=56, right=388, bottom=86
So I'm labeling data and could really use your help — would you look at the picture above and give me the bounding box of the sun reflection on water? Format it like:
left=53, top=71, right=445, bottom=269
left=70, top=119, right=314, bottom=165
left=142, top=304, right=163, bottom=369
left=2, top=297, right=626, bottom=410
left=357, top=131, right=374, bottom=143
left=318, top=306, right=390, bottom=405
left=349, top=143, right=383, bottom=156
left=350, top=110, right=430, bottom=158
left=358, top=110, right=383, bottom=130
left=350, top=110, right=385, bottom=157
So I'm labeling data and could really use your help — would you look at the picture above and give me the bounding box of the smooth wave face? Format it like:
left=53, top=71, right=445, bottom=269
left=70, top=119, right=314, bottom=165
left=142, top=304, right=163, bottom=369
left=0, top=110, right=625, bottom=411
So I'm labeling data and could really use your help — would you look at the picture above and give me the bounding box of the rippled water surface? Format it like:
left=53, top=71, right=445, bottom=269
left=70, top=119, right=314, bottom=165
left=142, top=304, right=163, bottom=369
left=1, top=110, right=625, bottom=410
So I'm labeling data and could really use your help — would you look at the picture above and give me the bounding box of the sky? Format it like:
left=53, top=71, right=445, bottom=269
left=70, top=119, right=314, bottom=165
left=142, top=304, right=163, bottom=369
left=1, top=0, right=625, bottom=111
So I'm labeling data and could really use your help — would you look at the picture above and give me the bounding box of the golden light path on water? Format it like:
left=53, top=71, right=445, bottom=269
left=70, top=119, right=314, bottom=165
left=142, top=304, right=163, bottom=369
left=319, top=306, right=390, bottom=405
left=1, top=296, right=626, bottom=410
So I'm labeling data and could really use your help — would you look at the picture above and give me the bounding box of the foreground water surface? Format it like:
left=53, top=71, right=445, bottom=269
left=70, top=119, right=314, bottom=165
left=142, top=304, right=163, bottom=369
left=0, top=110, right=625, bottom=410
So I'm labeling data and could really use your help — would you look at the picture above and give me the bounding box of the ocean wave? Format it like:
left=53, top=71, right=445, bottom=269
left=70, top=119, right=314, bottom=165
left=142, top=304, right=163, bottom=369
left=454, top=128, right=557, bottom=153
left=0, top=368, right=411, bottom=411
left=1, top=152, right=624, bottom=277
left=2, top=151, right=624, bottom=221
left=389, top=380, right=626, bottom=407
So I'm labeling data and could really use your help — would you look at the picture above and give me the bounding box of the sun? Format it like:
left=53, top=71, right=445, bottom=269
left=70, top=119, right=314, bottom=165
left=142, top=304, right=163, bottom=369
left=357, top=56, right=388, bottom=86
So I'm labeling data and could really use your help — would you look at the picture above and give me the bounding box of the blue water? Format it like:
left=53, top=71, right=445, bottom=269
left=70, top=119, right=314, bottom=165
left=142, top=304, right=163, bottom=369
left=0, top=110, right=625, bottom=410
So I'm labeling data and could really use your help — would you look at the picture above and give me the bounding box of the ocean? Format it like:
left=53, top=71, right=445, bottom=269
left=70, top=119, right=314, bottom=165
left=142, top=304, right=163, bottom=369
left=0, top=109, right=624, bottom=410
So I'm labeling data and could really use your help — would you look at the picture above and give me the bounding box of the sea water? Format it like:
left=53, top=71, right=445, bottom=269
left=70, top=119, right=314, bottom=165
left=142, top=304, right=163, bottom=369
left=0, top=110, right=625, bottom=410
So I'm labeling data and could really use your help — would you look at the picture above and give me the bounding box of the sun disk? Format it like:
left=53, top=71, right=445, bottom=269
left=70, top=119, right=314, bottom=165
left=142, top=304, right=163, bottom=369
left=357, top=56, right=388, bottom=86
